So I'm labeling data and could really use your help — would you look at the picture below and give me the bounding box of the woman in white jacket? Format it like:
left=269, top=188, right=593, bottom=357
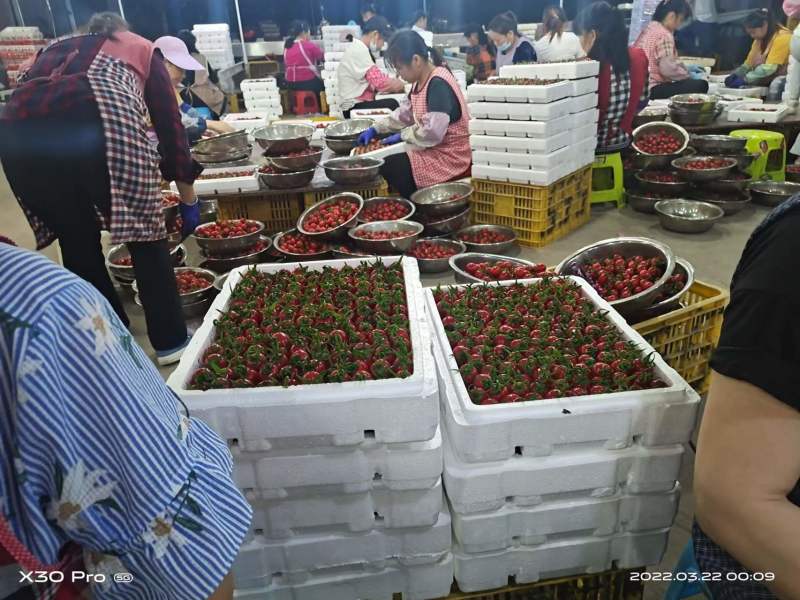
left=534, top=6, right=585, bottom=62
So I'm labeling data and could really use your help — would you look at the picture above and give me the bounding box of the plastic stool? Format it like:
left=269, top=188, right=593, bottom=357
left=730, top=129, right=786, bottom=181
left=664, top=539, right=713, bottom=600
left=591, top=152, right=625, bottom=208
left=291, top=90, right=320, bottom=115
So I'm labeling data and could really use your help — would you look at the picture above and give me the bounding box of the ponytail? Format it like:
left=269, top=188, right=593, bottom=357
left=285, top=20, right=309, bottom=50
left=543, top=5, right=567, bottom=42
left=385, top=29, right=451, bottom=72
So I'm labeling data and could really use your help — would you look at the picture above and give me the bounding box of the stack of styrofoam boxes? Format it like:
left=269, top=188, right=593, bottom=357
left=192, top=23, right=235, bottom=70
left=241, top=78, right=282, bottom=119
left=0, top=27, right=45, bottom=87
left=168, top=257, right=454, bottom=600
left=468, top=60, right=601, bottom=186
left=518, top=23, right=541, bottom=40
left=425, top=277, right=700, bottom=593
left=453, top=69, right=468, bottom=94
left=321, top=25, right=361, bottom=118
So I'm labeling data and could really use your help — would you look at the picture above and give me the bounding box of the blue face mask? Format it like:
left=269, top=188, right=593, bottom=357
left=498, top=39, right=513, bottom=52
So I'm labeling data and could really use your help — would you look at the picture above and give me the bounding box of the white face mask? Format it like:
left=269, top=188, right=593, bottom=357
left=369, top=40, right=379, bottom=53
left=498, top=39, right=513, bottom=52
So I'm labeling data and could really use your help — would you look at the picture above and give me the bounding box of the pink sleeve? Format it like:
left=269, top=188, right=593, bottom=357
left=307, top=41, right=324, bottom=62
left=365, top=65, right=392, bottom=92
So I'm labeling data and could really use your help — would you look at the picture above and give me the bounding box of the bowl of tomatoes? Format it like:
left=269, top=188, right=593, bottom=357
left=418, top=206, right=471, bottom=236
left=198, top=235, right=273, bottom=272
left=258, top=164, right=316, bottom=189
left=410, top=181, right=473, bottom=217
left=631, top=122, right=689, bottom=157
left=161, top=191, right=181, bottom=224
left=106, top=243, right=186, bottom=283
left=450, top=253, right=550, bottom=284
left=407, top=238, right=466, bottom=273
left=348, top=220, right=424, bottom=254
left=267, top=144, right=324, bottom=173
left=628, top=258, right=695, bottom=323
left=192, top=219, right=265, bottom=255
left=133, top=266, right=216, bottom=307
left=359, top=197, right=415, bottom=223
left=634, top=170, right=691, bottom=195
left=272, top=228, right=331, bottom=259
left=671, top=155, right=737, bottom=182
left=297, top=192, right=364, bottom=241
left=455, top=224, right=517, bottom=254
left=321, top=156, right=384, bottom=185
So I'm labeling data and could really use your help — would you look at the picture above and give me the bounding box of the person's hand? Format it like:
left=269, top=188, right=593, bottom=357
left=688, top=65, right=706, bottom=80
left=357, top=127, right=378, bottom=146
left=207, top=120, right=235, bottom=134
left=725, top=73, right=747, bottom=88
left=381, top=133, right=402, bottom=146
left=179, top=199, right=200, bottom=238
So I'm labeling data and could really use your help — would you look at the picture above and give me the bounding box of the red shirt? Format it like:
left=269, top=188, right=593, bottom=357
left=284, top=40, right=324, bottom=82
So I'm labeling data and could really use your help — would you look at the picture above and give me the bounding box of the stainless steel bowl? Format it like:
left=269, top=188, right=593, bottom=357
left=193, top=148, right=252, bottom=165
left=556, top=237, right=676, bottom=317
left=199, top=235, right=272, bottom=272
left=699, top=173, right=752, bottom=194
left=348, top=220, right=424, bottom=253
left=655, top=199, right=724, bottom=233
left=267, top=145, right=324, bottom=172
left=321, top=157, right=384, bottom=185
left=324, top=135, right=359, bottom=155
left=324, top=118, right=373, bottom=139
left=670, top=93, right=718, bottom=112
left=626, top=148, right=693, bottom=170
left=199, top=198, right=218, bottom=223
left=688, top=189, right=751, bottom=215
left=410, top=182, right=473, bottom=217
left=330, top=244, right=374, bottom=259
left=172, top=266, right=217, bottom=305
left=420, top=206, right=471, bottom=235
left=632, top=106, right=668, bottom=127
left=258, top=167, right=316, bottom=189
left=672, top=156, right=737, bottom=182
left=689, top=134, right=747, bottom=155
left=626, top=191, right=675, bottom=214
left=213, top=273, right=229, bottom=293
left=192, top=130, right=250, bottom=157
left=669, top=106, right=721, bottom=126
left=253, top=123, right=315, bottom=155
left=192, top=219, right=265, bottom=255
left=181, top=296, right=214, bottom=320
left=107, top=243, right=185, bottom=282
left=273, top=228, right=332, bottom=259
left=407, top=238, right=466, bottom=273
left=358, top=196, right=415, bottom=222
left=720, top=152, right=758, bottom=172
left=629, top=257, right=695, bottom=323
left=161, top=191, right=180, bottom=224
left=297, top=192, right=364, bottom=241
left=634, top=171, right=691, bottom=195
left=631, top=121, right=690, bottom=156
left=455, top=224, right=517, bottom=254
left=749, top=181, right=800, bottom=207
left=450, top=253, right=545, bottom=284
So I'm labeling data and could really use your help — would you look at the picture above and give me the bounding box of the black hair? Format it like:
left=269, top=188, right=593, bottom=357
left=574, top=2, right=630, bottom=74
left=543, top=5, right=567, bottom=41
left=744, top=9, right=777, bottom=50
left=285, top=20, right=310, bottom=50
left=363, top=15, right=392, bottom=39
left=412, top=11, right=428, bottom=25
left=385, top=29, right=448, bottom=72
left=86, top=12, right=129, bottom=36
left=361, top=2, right=377, bottom=16
left=652, top=0, right=692, bottom=23
left=464, top=22, right=489, bottom=47
left=488, top=11, right=520, bottom=37
left=177, top=29, right=198, bottom=54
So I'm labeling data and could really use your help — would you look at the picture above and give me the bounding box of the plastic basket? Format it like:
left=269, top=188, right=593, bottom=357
left=470, top=167, right=592, bottom=248
left=303, top=178, right=389, bottom=209
left=444, top=568, right=644, bottom=599
left=634, top=281, right=729, bottom=395
left=214, top=191, right=304, bottom=234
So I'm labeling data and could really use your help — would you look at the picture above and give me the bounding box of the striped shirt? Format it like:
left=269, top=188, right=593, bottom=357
left=0, top=244, right=252, bottom=599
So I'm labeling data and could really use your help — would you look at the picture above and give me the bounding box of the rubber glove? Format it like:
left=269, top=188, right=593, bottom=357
left=357, top=127, right=378, bottom=146
left=180, top=199, right=200, bottom=238
left=725, top=73, right=747, bottom=89
left=382, top=133, right=402, bottom=146
left=689, top=69, right=705, bottom=80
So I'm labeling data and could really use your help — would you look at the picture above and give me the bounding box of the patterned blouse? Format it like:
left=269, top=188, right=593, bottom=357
left=0, top=243, right=252, bottom=599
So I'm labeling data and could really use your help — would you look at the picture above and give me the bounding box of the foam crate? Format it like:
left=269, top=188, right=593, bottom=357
left=468, top=97, right=573, bottom=121
left=571, top=122, right=598, bottom=144
left=466, top=80, right=571, bottom=104
left=569, top=77, right=599, bottom=97
left=245, top=98, right=283, bottom=111
left=470, top=132, right=572, bottom=154
left=234, top=427, right=442, bottom=497
left=349, top=142, right=407, bottom=161
left=167, top=257, right=438, bottom=450
left=471, top=163, right=574, bottom=187
left=570, top=92, right=599, bottom=113
left=324, top=51, right=344, bottom=62
left=472, top=145, right=572, bottom=170
left=451, top=485, right=680, bottom=554
left=177, top=165, right=259, bottom=195
left=500, top=60, right=600, bottom=80
left=452, top=528, right=669, bottom=593
left=222, top=112, right=269, bottom=131
left=234, top=509, right=451, bottom=588
left=727, top=103, right=790, bottom=123
left=720, top=86, right=767, bottom=98
left=249, top=479, right=443, bottom=537
left=468, top=109, right=597, bottom=138
left=350, top=107, right=393, bottom=119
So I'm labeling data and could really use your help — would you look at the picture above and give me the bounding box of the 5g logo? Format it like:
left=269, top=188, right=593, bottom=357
left=114, top=573, right=134, bottom=583
left=19, top=571, right=132, bottom=584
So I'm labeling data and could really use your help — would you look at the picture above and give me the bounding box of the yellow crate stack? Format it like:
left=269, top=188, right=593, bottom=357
left=303, top=178, right=389, bottom=209
left=215, top=191, right=305, bottom=234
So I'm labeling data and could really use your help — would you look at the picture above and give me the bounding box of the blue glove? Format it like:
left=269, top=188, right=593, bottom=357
left=357, top=127, right=378, bottom=146
left=382, top=133, right=402, bottom=146
left=725, top=73, right=747, bottom=89
left=689, top=69, right=705, bottom=81
left=179, top=200, right=200, bottom=238
left=687, top=64, right=705, bottom=74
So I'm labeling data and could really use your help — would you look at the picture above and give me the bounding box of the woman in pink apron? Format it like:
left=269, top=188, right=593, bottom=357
left=283, top=20, right=325, bottom=103
left=356, top=30, right=471, bottom=198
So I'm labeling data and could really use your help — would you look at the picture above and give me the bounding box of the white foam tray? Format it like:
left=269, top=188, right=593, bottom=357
left=472, top=144, right=573, bottom=170
left=426, top=277, right=699, bottom=464
left=249, top=479, right=443, bottom=538
left=349, top=142, right=407, bottom=160
left=471, top=161, right=575, bottom=186
left=242, top=78, right=278, bottom=92
left=468, top=108, right=598, bottom=138
left=727, top=104, right=790, bottom=123
left=569, top=77, right=599, bottom=97
left=466, top=80, right=572, bottom=104
left=174, top=164, right=259, bottom=195
left=500, top=60, right=600, bottom=80
left=167, top=257, right=439, bottom=451
left=222, top=112, right=269, bottom=131
left=571, top=92, right=599, bottom=113
left=324, top=52, right=344, bottom=62
left=234, top=554, right=453, bottom=600
left=234, top=427, right=442, bottom=498
left=245, top=99, right=283, bottom=111
left=234, top=509, right=451, bottom=589
left=719, top=86, right=767, bottom=98
left=571, top=122, right=598, bottom=144
left=468, top=97, right=573, bottom=121
left=470, top=131, right=572, bottom=154
left=451, top=485, right=680, bottom=553
left=350, top=107, right=393, bottom=119
left=243, top=91, right=282, bottom=102
left=453, top=528, right=669, bottom=592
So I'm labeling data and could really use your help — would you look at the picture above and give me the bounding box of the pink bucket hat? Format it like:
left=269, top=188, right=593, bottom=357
left=154, top=36, right=204, bottom=71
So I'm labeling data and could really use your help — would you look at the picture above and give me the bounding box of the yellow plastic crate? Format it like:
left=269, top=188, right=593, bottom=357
left=634, top=280, right=729, bottom=395
left=303, top=178, right=389, bottom=209
left=214, top=191, right=304, bottom=234
left=470, top=167, right=592, bottom=248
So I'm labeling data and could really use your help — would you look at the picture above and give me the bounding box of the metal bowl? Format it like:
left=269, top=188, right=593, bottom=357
left=200, top=198, right=218, bottom=223
left=699, top=172, right=752, bottom=194
left=410, top=182, right=473, bottom=217
left=786, top=167, right=800, bottom=183
left=626, top=191, right=676, bottom=214
left=192, top=219, right=265, bottom=255
left=634, top=171, right=691, bottom=195
left=199, top=235, right=273, bottom=272
left=669, top=106, right=721, bottom=126
left=161, top=191, right=180, bottom=224
left=626, top=147, right=693, bottom=170
left=749, top=181, right=800, bottom=207
left=629, top=257, right=695, bottom=323
left=632, top=106, right=668, bottom=127
left=689, top=135, right=747, bottom=155
left=450, top=253, right=544, bottom=284
left=173, top=266, right=217, bottom=305
left=267, top=145, right=324, bottom=172
left=297, top=192, right=364, bottom=241
left=407, top=238, right=466, bottom=273
left=273, top=228, right=332, bottom=259
left=688, top=189, right=751, bottom=215
left=719, top=152, right=758, bottom=172
left=213, top=273, right=230, bottom=293
left=455, top=224, right=517, bottom=254
left=322, top=157, right=384, bottom=185
left=258, top=167, right=316, bottom=189
left=192, top=130, right=250, bottom=157
left=358, top=196, right=415, bottom=222
left=669, top=93, right=718, bottom=112
left=107, top=243, right=185, bottom=282
left=253, top=123, right=315, bottom=155
left=672, top=156, right=737, bottom=182
left=631, top=121, right=690, bottom=156
left=419, top=206, right=471, bottom=235
left=193, top=148, right=252, bottom=166
left=324, top=118, right=373, bottom=140
left=655, top=199, right=724, bottom=233
left=330, top=244, right=374, bottom=259
left=348, top=220, right=424, bottom=253
left=181, top=296, right=214, bottom=320
left=324, top=135, right=359, bottom=155
left=556, top=237, right=676, bottom=317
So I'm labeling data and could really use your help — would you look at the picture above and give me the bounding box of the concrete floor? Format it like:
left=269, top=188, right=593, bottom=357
left=1, top=166, right=770, bottom=599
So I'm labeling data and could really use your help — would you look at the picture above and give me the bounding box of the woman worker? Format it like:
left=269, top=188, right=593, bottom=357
left=0, top=13, right=201, bottom=365
left=463, top=23, right=495, bottom=82
left=338, top=16, right=406, bottom=118
left=283, top=20, right=325, bottom=102
left=487, top=11, right=536, bottom=69
left=634, top=0, right=709, bottom=99
left=356, top=30, right=471, bottom=199
left=575, top=2, right=649, bottom=152
left=411, top=11, right=434, bottom=46
left=725, top=10, right=791, bottom=88
left=534, top=6, right=585, bottom=63
left=176, top=29, right=227, bottom=118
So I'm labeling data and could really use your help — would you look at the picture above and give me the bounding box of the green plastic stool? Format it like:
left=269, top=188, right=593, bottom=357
left=591, top=152, right=625, bottom=208
left=730, top=129, right=786, bottom=182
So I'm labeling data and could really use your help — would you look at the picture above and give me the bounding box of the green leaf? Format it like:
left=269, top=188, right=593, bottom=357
left=96, top=497, right=122, bottom=511
left=174, top=515, right=203, bottom=533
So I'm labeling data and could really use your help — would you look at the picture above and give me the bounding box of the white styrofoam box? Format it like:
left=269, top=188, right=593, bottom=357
left=472, top=144, right=572, bottom=170
left=324, top=52, right=344, bottom=62
left=324, top=41, right=353, bottom=52
left=242, top=78, right=278, bottom=92
left=470, top=131, right=572, bottom=154
left=249, top=479, right=443, bottom=537
left=234, top=510, right=451, bottom=589
left=222, top=112, right=269, bottom=131
left=574, top=135, right=598, bottom=156
left=350, top=107, right=392, bottom=119
left=204, top=50, right=235, bottom=70
left=570, top=92, right=599, bottom=113
left=707, top=83, right=721, bottom=96
left=467, top=80, right=571, bottom=104
left=500, top=60, right=600, bottom=80
left=173, top=165, right=259, bottom=195
left=468, top=96, right=573, bottom=121
left=569, top=77, right=599, bottom=97
left=451, top=485, right=680, bottom=553
left=234, top=553, right=453, bottom=600
left=708, top=74, right=728, bottom=84
left=167, top=257, right=438, bottom=450
left=322, top=69, right=337, bottom=81
left=193, top=23, right=229, bottom=32
left=235, top=426, right=442, bottom=497
left=245, top=101, right=284, bottom=114
left=324, top=61, right=342, bottom=72
left=349, top=142, right=407, bottom=161
left=720, top=86, right=768, bottom=98
left=728, top=103, right=790, bottom=123
left=571, top=122, right=598, bottom=144
left=471, top=162, right=573, bottom=186
left=468, top=108, right=598, bottom=138
left=426, top=277, right=699, bottom=464
left=322, top=25, right=361, bottom=35
left=243, top=93, right=282, bottom=106
left=452, top=528, right=669, bottom=592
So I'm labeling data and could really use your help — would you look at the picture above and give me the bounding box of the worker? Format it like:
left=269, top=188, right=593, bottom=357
left=176, top=29, right=227, bottom=118
left=356, top=30, right=471, bottom=199
left=633, top=0, right=709, bottom=98
left=464, top=23, right=496, bottom=82
left=575, top=2, right=649, bottom=152
left=487, top=11, right=536, bottom=69
left=283, top=20, right=325, bottom=103
left=338, top=16, right=406, bottom=118
left=0, top=13, right=201, bottom=366
left=533, top=5, right=585, bottom=62
left=411, top=11, right=434, bottom=47
left=726, top=9, right=792, bottom=88
left=783, top=0, right=800, bottom=125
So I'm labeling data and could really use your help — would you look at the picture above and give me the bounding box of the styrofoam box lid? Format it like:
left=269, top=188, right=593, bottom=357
left=171, top=164, right=259, bottom=195
left=499, top=60, right=600, bottom=80
left=570, top=92, right=598, bottom=113
left=469, top=114, right=573, bottom=138
left=569, top=76, right=599, bottom=97
left=193, top=23, right=230, bottom=31
left=467, top=80, right=572, bottom=104
left=470, top=131, right=572, bottom=154
left=468, top=96, right=573, bottom=122
left=471, top=162, right=573, bottom=187
left=473, top=145, right=572, bottom=169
